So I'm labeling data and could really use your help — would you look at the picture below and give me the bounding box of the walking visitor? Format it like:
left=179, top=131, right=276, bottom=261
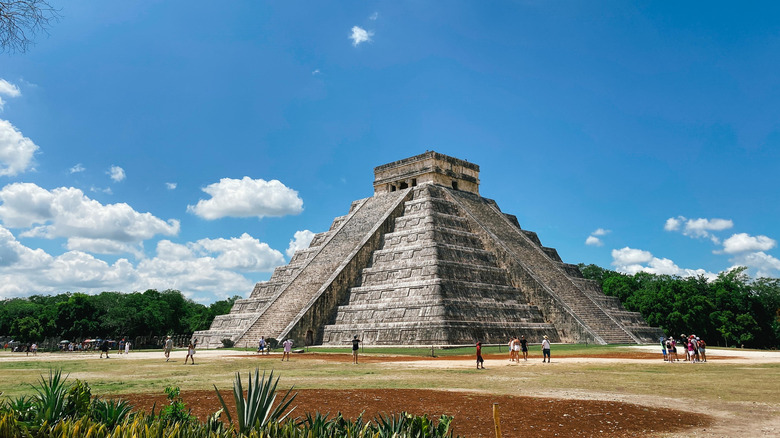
left=184, top=341, right=195, bottom=365
left=164, top=335, right=173, bottom=361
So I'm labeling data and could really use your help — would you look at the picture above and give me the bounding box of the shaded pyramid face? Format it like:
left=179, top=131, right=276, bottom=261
left=194, top=152, right=662, bottom=348
left=322, top=184, right=558, bottom=345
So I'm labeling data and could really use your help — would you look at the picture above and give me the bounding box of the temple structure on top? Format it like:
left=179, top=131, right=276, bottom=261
left=195, top=151, right=662, bottom=347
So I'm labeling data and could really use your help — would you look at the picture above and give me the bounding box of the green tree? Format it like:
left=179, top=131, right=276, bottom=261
left=10, top=315, right=42, bottom=343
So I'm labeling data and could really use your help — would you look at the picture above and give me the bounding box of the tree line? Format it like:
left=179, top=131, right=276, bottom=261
left=579, top=264, right=780, bottom=349
left=0, top=289, right=239, bottom=344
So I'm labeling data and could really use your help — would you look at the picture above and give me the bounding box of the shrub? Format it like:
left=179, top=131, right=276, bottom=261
left=221, top=338, right=235, bottom=348
left=63, top=379, right=91, bottom=418
left=158, top=386, right=194, bottom=425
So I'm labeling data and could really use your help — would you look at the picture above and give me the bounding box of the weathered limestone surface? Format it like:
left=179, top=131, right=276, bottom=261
left=195, top=152, right=662, bottom=348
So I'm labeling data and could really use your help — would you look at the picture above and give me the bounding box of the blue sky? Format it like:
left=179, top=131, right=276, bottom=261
left=1, top=1, right=779, bottom=303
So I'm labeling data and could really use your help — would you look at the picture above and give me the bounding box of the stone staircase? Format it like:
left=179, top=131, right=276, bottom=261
left=236, top=191, right=409, bottom=346
left=446, top=188, right=662, bottom=344
left=194, top=191, right=410, bottom=348
left=322, top=185, right=557, bottom=345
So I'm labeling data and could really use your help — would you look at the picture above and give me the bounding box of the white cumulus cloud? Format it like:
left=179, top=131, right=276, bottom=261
left=0, top=227, right=286, bottom=301
left=729, top=251, right=780, bottom=278
left=611, top=246, right=716, bottom=279
left=585, top=236, right=602, bottom=246
left=286, top=229, right=315, bottom=258
left=193, top=233, right=285, bottom=272
left=665, top=216, right=733, bottom=243
left=0, top=119, right=38, bottom=176
left=166, top=182, right=177, bottom=190
left=0, top=183, right=179, bottom=253
left=108, top=165, right=125, bottom=182
left=0, top=79, right=21, bottom=111
left=585, top=228, right=610, bottom=246
left=721, top=233, right=776, bottom=254
left=187, top=177, right=303, bottom=220
left=350, top=26, right=373, bottom=46
left=612, top=247, right=654, bottom=266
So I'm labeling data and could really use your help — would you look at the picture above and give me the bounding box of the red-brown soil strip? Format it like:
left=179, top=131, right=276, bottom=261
left=122, top=388, right=710, bottom=437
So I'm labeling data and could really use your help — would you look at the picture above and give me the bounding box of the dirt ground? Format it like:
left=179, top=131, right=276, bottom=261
left=123, top=388, right=708, bottom=438
left=121, top=349, right=710, bottom=437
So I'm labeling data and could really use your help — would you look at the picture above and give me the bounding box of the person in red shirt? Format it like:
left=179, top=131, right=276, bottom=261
left=476, top=342, right=485, bottom=369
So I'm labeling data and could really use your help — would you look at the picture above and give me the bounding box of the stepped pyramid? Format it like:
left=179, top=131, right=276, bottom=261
left=195, top=152, right=662, bottom=348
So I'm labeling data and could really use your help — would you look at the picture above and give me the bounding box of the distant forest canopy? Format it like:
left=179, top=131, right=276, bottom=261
left=579, top=264, right=780, bottom=349
left=0, top=289, right=240, bottom=344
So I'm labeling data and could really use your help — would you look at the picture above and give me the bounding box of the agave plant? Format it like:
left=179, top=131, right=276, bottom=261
left=30, top=369, right=70, bottom=425
left=214, top=368, right=297, bottom=434
left=333, top=412, right=370, bottom=438
left=90, top=397, right=133, bottom=428
left=300, top=411, right=333, bottom=436
left=375, top=412, right=410, bottom=438
left=2, top=395, right=36, bottom=423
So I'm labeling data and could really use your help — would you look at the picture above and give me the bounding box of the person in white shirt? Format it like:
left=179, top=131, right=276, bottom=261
left=541, top=335, right=551, bottom=363
left=282, top=339, right=293, bottom=361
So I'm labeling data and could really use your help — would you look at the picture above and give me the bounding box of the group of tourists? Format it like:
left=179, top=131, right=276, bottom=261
left=3, top=342, right=37, bottom=354
left=256, top=336, right=296, bottom=361
left=660, top=334, right=707, bottom=363
left=157, top=335, right=196, bottom=364
left=507, top=335, right=530, bottom=362
left=477, top=335, right=553, bottom=369
left=256, top=335, right=362, bottom=363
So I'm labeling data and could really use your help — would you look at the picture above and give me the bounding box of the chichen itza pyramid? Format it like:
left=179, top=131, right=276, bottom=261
left=195, top=152, right=662, bottom=348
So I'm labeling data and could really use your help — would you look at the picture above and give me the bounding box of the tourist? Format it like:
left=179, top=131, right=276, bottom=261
left=125, top=340, right=130, bottom=355
left=99, top=339, right=110, bottom=359
left=31, top=343, right=37, bottom=356
left=687, top=337, right=695, bottom=363
left=164, top=335, right=173, bottom=361
left=698, top=337, right=707, bottom=362
left=689, top=335, right=699, bottom=362
left=476, top=341, right=485, bottom=369
left=184, top=341, right=195, bottom=365
left=680, top=334, right=689, bottom=361
left=119, top=338, right=125, bottom=355
left=352, top=335, right=362, bottom=364
left=660, top=336, right=667, bottom=362
left=541, top=335, right=551, bottom=363
left=520, top=335, right=528, bottom=361
left=282, top=338, right=293, bottom=361
left=258, top=337, right=265, bottom=354
left=508, top=337, right=516, bottom=362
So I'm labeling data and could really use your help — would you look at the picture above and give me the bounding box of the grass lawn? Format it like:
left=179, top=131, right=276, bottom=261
left=0, top=344, right=776, bottom=406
